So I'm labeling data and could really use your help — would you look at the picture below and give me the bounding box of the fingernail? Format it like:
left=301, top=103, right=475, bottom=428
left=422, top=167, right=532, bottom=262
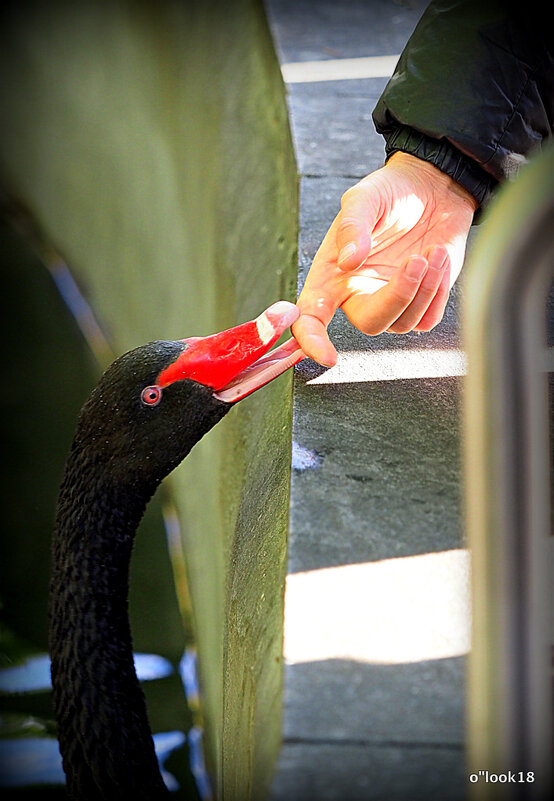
left=321, top=353, right=337, bottom=368
left=313, top=343, right=337, bottom=368
left=338, top=242, right=357, bottom=264
left=406, top=257, right=427, bottom=279
left=429, top=253, right=447, bottom=271
left=311, top=345, right=336, bottom=368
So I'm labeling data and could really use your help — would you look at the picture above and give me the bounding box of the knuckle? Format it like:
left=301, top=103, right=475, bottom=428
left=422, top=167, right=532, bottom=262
left=337, top=214, right=361, bottom=235
left=340, top=186, right=358, bottom=208
left=416, top=316, right=439, bottom=332
left=359, top=320, right=385, bottom=336
left=389, top=323, right=412, bottom=335
left=390, top=285, right=415, bottom=306
left=416, top=284, right=437, bottom=303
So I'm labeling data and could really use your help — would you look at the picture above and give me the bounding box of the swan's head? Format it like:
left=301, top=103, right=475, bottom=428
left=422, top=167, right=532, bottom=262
left=73, top=302, right=303, bottom=487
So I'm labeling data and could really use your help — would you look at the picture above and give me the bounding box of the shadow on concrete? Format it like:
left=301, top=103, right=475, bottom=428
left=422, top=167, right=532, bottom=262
left=272, top=657, right=465, bottom=801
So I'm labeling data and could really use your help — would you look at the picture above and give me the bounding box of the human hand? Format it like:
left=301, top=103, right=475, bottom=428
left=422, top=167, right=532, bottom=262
left=292, top=151, right=478, bottom=366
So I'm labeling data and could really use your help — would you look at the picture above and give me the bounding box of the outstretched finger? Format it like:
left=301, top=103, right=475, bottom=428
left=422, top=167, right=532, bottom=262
left=291, top=216, right=347, bottom=366
left=335, top=181, right=381, bottom=272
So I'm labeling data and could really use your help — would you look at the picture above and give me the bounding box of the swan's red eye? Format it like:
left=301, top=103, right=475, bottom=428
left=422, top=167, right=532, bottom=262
left=141, top=386, right=162, bottom=406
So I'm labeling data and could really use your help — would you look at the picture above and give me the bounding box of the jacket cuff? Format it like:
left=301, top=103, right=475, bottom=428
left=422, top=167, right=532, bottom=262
left=384, top=125, right=498, bottom=211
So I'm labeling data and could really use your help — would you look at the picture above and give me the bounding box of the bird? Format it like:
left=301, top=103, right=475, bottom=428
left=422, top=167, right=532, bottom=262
left=48, top=301, right=303, bottom=801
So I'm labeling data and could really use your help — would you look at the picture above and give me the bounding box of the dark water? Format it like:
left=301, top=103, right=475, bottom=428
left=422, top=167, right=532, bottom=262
left=0, top=216, right=201, bottom=799
left=0, top=652, right=202, bottom=798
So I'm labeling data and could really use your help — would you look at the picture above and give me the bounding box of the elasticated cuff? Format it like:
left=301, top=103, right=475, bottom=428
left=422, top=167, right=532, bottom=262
left=384, top=125, right=498, bottom=214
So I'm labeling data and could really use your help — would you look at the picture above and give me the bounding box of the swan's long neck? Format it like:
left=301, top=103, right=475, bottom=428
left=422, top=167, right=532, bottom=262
left=49, top=445, right=168, bottom=800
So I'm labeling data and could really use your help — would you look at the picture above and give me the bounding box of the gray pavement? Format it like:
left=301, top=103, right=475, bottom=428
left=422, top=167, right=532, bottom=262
left=266, top=2, right=469, bottom=799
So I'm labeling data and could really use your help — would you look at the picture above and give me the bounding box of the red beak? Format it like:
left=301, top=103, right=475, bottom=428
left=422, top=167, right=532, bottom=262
left=157, top=301, right=305, bottom=403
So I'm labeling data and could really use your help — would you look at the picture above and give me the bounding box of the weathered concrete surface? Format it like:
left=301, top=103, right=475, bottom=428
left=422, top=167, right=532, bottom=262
left=273, top=743, right=465, bottom=801
left=266, top=1, right=469, bottom=798
left=0, top=2, right=298, bottom=798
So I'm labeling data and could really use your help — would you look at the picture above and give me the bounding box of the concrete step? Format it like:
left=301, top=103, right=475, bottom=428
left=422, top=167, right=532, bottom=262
left=266, top=2, right=469, bottom=798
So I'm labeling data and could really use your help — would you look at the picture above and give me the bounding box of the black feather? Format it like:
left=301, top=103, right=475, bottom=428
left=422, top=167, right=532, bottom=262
left=49, top=341, right=230, bottom=800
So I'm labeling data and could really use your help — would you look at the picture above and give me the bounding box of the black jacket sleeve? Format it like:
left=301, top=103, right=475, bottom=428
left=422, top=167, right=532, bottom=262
left=372, top=0, right=554, bottom=209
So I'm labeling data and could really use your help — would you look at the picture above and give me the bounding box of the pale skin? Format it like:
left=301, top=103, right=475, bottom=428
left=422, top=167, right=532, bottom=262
left=292, top=151, right=479, bottom=367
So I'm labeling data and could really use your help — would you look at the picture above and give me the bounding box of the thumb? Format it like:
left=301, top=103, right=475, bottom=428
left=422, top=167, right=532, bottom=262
left=335, top=182, right=379, bottom=271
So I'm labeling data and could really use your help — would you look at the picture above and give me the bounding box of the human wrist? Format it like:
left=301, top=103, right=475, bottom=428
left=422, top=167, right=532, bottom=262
left=388, top=151, right=479, bottom=214
left=383, top=125, right=496, bottom=212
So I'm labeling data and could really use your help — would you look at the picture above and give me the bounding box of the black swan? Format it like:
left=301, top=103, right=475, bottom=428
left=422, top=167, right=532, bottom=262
left=48, top=301, right=302, bottom=800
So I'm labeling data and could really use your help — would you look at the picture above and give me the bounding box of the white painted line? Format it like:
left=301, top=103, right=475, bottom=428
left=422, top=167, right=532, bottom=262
left=307, top=348, right=467, bottom=384
left=281, top=55, right=400, bottom=83
left=306, top=346, right=554, bottom=384
left=284, top=550, right=471, bottom=665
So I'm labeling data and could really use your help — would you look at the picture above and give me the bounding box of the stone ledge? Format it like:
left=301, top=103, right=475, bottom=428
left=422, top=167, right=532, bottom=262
left=266, top=0, right=469, bottom=797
